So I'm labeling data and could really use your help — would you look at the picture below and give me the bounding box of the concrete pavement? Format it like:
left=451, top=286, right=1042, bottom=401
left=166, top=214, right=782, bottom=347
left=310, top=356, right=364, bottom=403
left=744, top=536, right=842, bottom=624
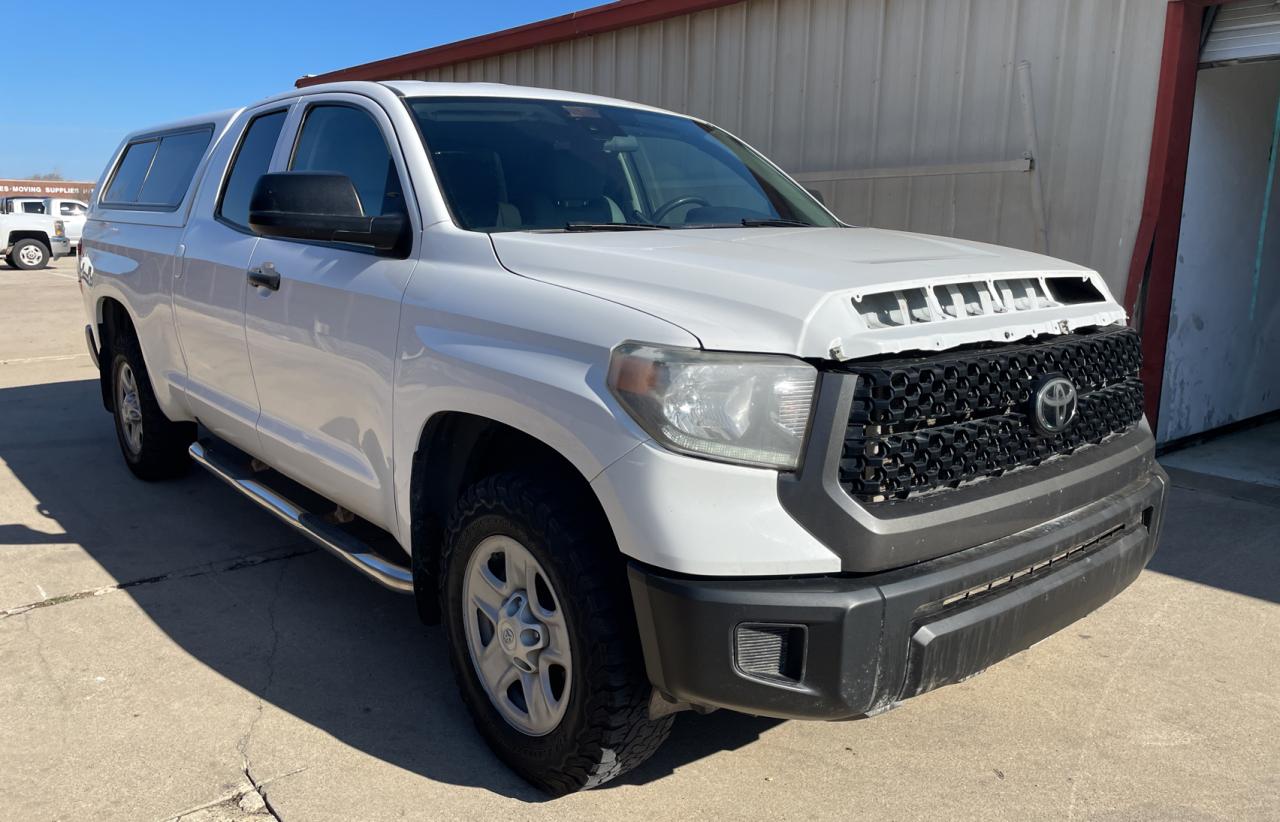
left=1, top=257, right=1277, bottom=821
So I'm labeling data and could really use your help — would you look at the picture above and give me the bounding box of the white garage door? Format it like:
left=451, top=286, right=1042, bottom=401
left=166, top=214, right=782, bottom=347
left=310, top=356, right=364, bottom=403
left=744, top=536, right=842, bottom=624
left=1203, top=0, right=1280, bottom=65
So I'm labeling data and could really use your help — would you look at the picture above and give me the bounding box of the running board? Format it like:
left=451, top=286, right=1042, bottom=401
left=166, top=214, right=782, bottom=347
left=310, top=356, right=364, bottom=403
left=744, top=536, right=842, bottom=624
left=188, top=441, right=413, bottom=593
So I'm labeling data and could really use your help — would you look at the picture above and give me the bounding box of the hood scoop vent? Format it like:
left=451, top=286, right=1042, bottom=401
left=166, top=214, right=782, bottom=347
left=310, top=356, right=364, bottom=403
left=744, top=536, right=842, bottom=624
left=854, top=276, right=1106, bottom=330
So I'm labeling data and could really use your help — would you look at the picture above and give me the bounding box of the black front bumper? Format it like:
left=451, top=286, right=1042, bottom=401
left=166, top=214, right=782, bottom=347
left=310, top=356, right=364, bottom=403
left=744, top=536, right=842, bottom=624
left=629, top=467, right=1166, bottom=720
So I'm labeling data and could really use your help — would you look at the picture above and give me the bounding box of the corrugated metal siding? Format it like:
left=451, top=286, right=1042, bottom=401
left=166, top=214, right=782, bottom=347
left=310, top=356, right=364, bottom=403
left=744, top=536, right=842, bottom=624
left=1202, top=0, right=1280, bottom=65
left=395, top=0, right=1167, bottom=294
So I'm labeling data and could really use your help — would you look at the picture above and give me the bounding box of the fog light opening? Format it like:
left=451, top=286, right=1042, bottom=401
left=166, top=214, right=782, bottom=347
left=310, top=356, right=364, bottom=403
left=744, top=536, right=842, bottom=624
left=734, top=623, right=807, bottom=686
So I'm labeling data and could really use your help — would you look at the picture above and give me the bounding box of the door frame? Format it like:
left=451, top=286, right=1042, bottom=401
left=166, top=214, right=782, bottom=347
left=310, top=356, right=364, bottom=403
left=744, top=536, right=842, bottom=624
left=240, top=90, right=423, bottom=537
left=1124, top=0, right=1236, bottom=431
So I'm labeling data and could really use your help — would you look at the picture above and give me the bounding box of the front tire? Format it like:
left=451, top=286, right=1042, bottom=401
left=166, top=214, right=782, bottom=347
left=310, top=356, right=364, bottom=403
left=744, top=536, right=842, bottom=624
left=109, top=330, right=195, bottom=480
left=10, top=239, right=49, bottom=270
left=440, top=472, right=672, bottom=794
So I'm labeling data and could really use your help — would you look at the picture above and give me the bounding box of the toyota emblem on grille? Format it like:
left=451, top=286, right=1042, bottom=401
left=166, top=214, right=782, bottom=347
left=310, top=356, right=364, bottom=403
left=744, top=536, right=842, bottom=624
left=1032, top=375, right=1078, bottom=435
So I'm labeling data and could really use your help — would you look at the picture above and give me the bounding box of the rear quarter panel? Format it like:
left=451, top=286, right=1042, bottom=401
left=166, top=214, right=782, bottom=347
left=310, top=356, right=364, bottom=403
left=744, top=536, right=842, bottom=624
left=82, top=219, right=192, bottom=419
left=83, top=111, right=239, bottom=423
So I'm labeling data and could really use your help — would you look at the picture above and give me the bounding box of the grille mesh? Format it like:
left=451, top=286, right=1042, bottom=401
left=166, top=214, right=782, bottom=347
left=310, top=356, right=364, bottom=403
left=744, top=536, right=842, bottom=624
left=836, top=326, right=1143, bottom=503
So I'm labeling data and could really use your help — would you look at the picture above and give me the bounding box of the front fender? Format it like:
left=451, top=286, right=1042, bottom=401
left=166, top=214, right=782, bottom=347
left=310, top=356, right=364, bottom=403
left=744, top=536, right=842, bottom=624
left=391, top=228, right=697, bottom=548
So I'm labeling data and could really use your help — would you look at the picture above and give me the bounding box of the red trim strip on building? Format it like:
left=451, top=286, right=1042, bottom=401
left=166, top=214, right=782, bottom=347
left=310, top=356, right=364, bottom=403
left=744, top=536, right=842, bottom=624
left=1123, top=0, right=1226, bottom=430
left=296, top=0, right=743, bottom=87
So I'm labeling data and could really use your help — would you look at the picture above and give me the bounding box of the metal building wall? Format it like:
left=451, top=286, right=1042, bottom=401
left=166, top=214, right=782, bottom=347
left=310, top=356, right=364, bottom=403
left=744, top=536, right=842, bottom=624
left=1202, top=0, right=1280, bottom=64
left=395, top=0, right=1168, bottom=294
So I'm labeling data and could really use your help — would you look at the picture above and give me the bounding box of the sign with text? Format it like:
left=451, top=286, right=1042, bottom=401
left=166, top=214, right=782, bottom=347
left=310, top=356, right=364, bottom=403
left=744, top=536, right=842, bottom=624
left=0, top=179, right=95, bottom=198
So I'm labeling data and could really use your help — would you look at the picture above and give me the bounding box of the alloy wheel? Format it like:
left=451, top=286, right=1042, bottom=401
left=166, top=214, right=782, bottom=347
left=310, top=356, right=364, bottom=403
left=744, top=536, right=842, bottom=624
left=116, top=363, right=144, bottom=454
left=462, top=535, right=572, bottom=736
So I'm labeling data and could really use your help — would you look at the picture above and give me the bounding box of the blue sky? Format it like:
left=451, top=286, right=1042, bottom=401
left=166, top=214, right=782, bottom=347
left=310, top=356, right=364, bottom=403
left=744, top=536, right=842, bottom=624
left=1, top=0, right=587, bottom=181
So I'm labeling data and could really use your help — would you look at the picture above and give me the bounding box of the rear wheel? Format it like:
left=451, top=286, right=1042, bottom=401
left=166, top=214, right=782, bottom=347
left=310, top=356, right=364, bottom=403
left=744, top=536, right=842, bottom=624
left=10, top=239, right=49, bottom=270
left=109, top=329, right=195, bottom=480
left=440, top=472, right=672, bottom=794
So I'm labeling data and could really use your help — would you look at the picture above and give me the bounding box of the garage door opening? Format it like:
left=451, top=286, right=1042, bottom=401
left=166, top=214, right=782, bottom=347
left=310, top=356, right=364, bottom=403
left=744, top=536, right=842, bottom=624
left=1157, top=0, right=1280, bottom=487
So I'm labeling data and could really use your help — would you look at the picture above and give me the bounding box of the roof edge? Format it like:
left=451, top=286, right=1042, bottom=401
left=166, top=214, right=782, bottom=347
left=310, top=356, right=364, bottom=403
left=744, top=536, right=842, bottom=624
left=295, top=0, right=743, bottom=88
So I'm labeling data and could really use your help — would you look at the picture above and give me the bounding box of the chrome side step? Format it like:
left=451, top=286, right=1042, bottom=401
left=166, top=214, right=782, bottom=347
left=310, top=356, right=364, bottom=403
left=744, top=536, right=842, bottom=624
left=189, top=441, right=413, bottom=593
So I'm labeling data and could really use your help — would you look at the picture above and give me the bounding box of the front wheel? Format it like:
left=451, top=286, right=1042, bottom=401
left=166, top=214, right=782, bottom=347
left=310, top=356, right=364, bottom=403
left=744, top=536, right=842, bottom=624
left=440, top=472, right=672, bottom=794
left=9, top=239, right=49, bottom=270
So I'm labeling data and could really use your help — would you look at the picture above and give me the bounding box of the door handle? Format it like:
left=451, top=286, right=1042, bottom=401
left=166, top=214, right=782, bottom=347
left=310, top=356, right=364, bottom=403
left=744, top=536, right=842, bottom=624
left=247, top=262, right=281, bottom=291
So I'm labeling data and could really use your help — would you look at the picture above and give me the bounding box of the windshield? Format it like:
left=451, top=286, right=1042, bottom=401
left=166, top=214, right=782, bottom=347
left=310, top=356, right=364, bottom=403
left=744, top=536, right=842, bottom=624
left=408, top=97, right=839, bottom=232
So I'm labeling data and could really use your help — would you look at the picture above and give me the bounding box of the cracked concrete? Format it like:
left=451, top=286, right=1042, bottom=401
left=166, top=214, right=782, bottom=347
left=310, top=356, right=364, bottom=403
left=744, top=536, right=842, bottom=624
left=236, top=560, right=290, bottom=817
left=3, top=259, right=1278, bottom=821
left=238, top=766, right=285, bottom=822
left=167, top=779, right=277, bottom=822
left=0, top=545, right=314, bottom=620
left=161, top=766, right=305, bottom=822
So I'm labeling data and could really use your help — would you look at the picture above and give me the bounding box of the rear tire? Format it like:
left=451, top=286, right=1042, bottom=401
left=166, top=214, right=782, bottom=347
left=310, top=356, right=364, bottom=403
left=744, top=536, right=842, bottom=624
left=109, top=328, right=195, bottom=480
left=10, top=239, right=49, bottom=270
left=440, top=472, right=672, bottom=795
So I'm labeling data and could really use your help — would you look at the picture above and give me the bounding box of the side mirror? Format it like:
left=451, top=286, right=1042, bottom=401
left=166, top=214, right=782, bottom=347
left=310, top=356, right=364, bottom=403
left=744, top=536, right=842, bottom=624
left=805, top=187, right=827, bottom=206
left=248, top=172, right=406, bottom=253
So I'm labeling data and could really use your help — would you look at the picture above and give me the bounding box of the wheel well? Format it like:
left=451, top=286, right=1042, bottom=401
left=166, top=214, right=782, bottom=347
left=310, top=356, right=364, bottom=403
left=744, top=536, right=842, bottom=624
left=96, top=298, right=135, bottom=412
left=409, top=412, right=611, bottom=624
left=6, top=231, right=51, bottom=248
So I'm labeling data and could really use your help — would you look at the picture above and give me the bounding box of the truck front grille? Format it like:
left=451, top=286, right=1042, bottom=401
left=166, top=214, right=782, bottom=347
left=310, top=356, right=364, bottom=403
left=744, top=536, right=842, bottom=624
left=835, top=326, right=1143, bottom=503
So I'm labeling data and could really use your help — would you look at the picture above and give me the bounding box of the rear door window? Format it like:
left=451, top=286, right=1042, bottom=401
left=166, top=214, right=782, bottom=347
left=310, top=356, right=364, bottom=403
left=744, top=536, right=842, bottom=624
left=218, top=110, right=288, bottom=230
left=104, top=127, right=213, bottom=209
left=137, top=130, right=213, bottom=207
left=103, top=140, right=158, bottom=204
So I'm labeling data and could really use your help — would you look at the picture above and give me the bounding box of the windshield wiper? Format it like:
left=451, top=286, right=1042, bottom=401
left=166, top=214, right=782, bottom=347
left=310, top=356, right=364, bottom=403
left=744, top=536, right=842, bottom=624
left=739, top=218, right=815, bottom=227
left=563, top=222, right=669, bottom=232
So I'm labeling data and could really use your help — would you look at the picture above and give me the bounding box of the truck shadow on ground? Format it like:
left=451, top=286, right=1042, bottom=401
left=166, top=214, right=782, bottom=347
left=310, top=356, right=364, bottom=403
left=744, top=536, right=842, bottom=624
left=0, top=378, right=780, bottom=800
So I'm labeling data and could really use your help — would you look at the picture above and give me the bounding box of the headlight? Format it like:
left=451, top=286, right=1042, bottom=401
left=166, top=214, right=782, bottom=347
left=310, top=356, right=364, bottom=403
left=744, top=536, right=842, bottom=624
left=607, top=343, right=817, bottom=470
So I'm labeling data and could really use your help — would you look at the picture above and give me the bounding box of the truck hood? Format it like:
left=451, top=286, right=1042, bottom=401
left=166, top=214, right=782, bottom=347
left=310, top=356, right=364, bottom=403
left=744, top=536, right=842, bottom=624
left=490, top=227, right=1127, bottom=359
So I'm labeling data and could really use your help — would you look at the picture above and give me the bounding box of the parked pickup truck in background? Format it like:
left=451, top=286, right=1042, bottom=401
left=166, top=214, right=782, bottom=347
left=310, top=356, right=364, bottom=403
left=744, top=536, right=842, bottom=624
left=0, top=203, right=68, bottom=269
left=3, top=197, right=89, bottom=249
left=80, top=81, right=1167, bottom=794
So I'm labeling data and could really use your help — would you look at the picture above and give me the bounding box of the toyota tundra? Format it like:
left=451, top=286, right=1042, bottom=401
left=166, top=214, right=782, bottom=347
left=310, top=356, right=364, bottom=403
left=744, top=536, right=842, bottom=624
left=80, top=81, right=1166, bottom=794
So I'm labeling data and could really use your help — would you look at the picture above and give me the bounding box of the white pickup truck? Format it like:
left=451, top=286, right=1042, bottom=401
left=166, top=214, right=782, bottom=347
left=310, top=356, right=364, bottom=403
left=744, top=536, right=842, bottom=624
left=4, top=197, right=89, bottom=249
left=0, top=201, right=70, bottom=269
left=81, top=81, right=1166, bottom=794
